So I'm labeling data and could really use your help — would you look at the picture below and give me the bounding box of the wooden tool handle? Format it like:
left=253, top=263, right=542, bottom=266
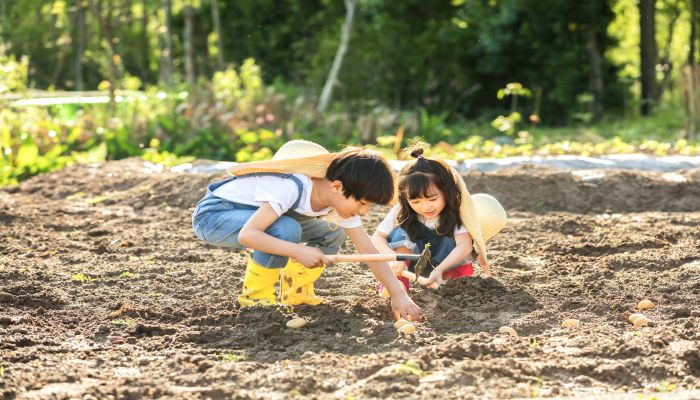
left=326, top=254, right=421, bottom=263
left=400, top=270, right=439, bottom=289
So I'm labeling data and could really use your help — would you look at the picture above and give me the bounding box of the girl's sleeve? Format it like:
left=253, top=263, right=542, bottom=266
left=375, top=204, right=401, bottom=234
left=455, top=225, right=468, bottom=235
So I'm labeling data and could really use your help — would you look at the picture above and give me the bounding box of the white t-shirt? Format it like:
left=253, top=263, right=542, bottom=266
left=211, top=174, right=362, bottom=229
left=375, top=204, right=467, bottom=236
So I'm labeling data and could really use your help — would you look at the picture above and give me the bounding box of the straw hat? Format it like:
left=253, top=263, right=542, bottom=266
left=471, top=193, right=507, bottom=241
left=227, top=140, right=337, bottom=177
left=450, top=168, right=507, bottom=266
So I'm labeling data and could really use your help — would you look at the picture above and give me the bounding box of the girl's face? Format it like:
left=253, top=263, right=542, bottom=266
left=406, top=185, right=445, bottom=219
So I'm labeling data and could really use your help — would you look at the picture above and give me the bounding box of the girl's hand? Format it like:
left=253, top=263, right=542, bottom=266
left=388, top=261, right=407, bottom=276
left=477, top=253, right=492, bottom=277
left=294, top=246, right=330, bottom=268
left=425, top=269, right=445, bottom=286
left=391, top=292, right=421, bottom=322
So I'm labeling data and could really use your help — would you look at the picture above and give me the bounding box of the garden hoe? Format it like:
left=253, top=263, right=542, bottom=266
left=326, top=246, right=438, bottom=289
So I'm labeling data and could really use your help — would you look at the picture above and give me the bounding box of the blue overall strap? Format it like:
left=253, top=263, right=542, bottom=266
left=209, top=172, right=305, bottom=210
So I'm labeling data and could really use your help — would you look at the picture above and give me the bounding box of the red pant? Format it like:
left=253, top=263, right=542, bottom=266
left=394, top=263, right=474, bottom=293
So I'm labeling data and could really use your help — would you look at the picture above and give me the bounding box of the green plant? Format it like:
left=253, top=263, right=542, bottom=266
left=111, top=318, right=136, bottom=327
left=71, top=273, right=95, bottom=283
left=219, top=352, right=244, bottom=362
left=391, top=359, right=425, bottom=376
left=119, top=271, right=141, bottom=279
left=492, top=82, right=532, bottom=136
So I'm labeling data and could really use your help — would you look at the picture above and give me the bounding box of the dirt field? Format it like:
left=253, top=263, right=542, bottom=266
left=1, top=159, right=699, bottom=399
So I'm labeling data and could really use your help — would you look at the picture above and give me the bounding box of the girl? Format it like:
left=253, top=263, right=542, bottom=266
left=372, top=146, right=505, bottom=292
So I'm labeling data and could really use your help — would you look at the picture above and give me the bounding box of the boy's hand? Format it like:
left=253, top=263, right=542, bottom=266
left=294, top=246, right=331, bottom=268
left=391, top=292, right=421, bottom=322
left=425, top=269, right=444, bottom=286
left=388, top=261, right=407, bottom=276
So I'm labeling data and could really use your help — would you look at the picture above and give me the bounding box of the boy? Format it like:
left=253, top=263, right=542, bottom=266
left=192, top=140, right=420, bottom=321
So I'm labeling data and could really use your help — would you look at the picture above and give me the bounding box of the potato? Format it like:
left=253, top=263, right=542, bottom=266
left=498, top=326, right=518, bottom=337
left=628, top=313, right=645, bottom=324
left=286, top=318, right=307, bottom=329
left=397, top=323, right=416, bottom=335
left=633, top=316, right=651, bottom=328
left=637, top=299, right=655, bottom=310
left=394, top=319, right=410, bottom=329
left=561, top=319, right=580, bottom=328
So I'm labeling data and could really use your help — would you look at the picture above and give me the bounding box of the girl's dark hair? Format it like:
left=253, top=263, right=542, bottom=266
left=326, top=148, right=394, bottom=205
left=397, top=147, right=462, bottom=240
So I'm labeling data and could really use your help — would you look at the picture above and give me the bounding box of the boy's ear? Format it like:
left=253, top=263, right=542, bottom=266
left=330, top=180, right=344, bottom=194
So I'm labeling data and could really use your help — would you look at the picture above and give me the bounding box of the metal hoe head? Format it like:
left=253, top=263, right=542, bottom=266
left=413, top=244, right=432, bottom=278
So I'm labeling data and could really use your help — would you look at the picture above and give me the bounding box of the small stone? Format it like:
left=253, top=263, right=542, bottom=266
left=561, top=319, right=580, bottom=328
left=286, top=318, right=307, bottom=329
left=397, top=323, right=416, bottom=335
left=498, top=326, right=518, bottom=337
left=633, top=316, right=651, bottom=328
left=394, top=319, right=410, bottom=329
left=628, top=313, right=645, bottom=324
left=637, top=299, right=655, bottom=310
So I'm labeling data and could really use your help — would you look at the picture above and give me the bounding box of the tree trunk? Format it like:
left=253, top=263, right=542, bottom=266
left=184, top=1, right=195, bottom=91
left=211, top=0, right=224, bottom=70
left=656, top=0, right=681, bottom=101
left=639, top=0, right=658, bottom=115
left=75, top=0, right=86, bottom=91
left=587, top=25, right=604, bottom=121
left=1, top=0, right=7, bottom=38
left=160, top=0, right=173, bottom=86
left=317, top=0, right=356, bottom=113
left=140, top=0, right=150, bottom=84
left=690, top=0, right=698, bottom=65
left=88, top=0, right=120, bottom=108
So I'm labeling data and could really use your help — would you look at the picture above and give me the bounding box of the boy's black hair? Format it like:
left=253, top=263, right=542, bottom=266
left=325, top=148, right=394, bottom=205
left=397, top=147, right=462, bottom=240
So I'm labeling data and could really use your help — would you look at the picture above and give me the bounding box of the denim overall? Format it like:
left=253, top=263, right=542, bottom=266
left=192, top=173, right=347, bottom=269
left=386, top=223, right=468, bottom=276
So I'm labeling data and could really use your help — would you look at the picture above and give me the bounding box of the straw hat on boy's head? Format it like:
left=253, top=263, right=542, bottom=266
left=227, top=139, right=337, bottom=177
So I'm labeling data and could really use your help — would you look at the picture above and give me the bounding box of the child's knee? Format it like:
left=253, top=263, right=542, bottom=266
left=267, top=218, right=302, bottom=243
left=326, top=228, right=347, bottom=249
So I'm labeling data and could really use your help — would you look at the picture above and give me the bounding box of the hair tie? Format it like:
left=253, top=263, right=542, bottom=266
left=417, top=155, right=424, bottom=159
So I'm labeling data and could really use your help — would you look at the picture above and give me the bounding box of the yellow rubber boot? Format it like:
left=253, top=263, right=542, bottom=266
left=280, top=260, right=326, bottom=306
left=237, top=257, right=281, bottom=307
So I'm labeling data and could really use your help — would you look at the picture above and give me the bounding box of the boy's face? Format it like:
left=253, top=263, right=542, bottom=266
left=330, top=180, right=372, bottom=219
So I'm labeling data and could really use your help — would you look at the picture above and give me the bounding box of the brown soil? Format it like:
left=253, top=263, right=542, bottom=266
left=1, top=158, right=699, bottom=399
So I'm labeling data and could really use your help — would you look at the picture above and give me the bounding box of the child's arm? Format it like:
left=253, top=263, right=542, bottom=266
left=238, top=203, right=330, bottom=268
left=370, top=231, right=394, bottom=254
left=425, top=232, right=473, bottom=286
left=371, top=231, right=408, bottom=276
left=346, top=226, right=421, bottom=321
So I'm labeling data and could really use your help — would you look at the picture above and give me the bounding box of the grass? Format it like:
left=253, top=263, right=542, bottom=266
left=219, top=352, right=244, bottom=363
left=71, top=272, right=95, bottom=283
left=119, top=271, right=141, bottom=279
left=111, top=318, right=137, bottom=327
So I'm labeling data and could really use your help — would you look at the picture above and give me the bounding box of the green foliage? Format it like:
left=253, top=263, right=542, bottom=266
left=0, top=49, right=28, bottom=94
left=71, top=273, right=95, bottom=283
left=119, top=271, right=141, bottom=279
left=219, top=352, right=244, bottom=362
